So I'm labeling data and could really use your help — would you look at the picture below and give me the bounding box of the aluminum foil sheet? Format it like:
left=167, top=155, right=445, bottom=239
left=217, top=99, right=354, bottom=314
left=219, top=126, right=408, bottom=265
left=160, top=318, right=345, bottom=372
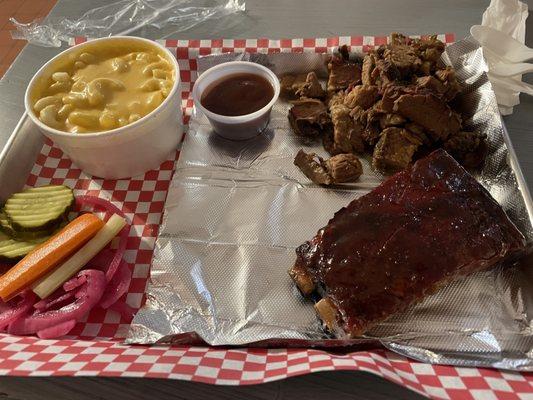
left=127, top=37, right=533, bottom=371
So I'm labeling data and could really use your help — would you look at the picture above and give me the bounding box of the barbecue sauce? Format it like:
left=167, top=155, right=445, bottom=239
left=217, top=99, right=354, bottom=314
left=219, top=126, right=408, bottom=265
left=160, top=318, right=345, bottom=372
left=200, top=73, right=274, bottom=116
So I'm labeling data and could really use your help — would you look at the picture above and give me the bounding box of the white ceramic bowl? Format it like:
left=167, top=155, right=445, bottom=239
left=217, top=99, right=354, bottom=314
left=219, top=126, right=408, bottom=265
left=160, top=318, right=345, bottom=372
left=192, top=61, right=280, bottom=141
left=25, top=36, right=183, bottom=179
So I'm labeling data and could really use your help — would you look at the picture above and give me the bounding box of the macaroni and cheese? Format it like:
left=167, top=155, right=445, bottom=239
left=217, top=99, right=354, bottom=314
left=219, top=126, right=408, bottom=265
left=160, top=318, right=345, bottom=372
left=31, top=41, right=175, bottom=133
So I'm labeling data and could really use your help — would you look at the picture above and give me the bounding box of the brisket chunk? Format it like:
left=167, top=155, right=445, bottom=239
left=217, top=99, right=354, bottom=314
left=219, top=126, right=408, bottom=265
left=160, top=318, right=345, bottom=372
left=327, top=51, right=362, bottom=92
left=288, top=98, right=330, bottom=137
left=372, top=127, right=421, bottom=173
left=294, top=150, right=363, bottom=185
left=290, top=149, right=526, bottom=337
left=280, top=72, right=326, bottom=99
left=393, top=93, right=461, bottom=141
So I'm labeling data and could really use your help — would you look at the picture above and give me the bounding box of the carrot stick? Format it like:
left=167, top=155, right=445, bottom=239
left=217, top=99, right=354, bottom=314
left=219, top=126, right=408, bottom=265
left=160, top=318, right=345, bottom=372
left=0, top=213, right=104, bottom=301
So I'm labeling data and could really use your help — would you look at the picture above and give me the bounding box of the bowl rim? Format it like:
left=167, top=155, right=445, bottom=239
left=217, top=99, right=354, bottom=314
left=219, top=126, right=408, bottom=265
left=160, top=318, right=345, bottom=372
left=192, top=61, right=281, bottom=124
left=24, top=36, right=181, bottom=140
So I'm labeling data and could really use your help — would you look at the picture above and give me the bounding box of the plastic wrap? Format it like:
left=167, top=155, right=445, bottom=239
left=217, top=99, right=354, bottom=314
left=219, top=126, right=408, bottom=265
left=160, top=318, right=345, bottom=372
left=10, top=0, right=245, bottom=47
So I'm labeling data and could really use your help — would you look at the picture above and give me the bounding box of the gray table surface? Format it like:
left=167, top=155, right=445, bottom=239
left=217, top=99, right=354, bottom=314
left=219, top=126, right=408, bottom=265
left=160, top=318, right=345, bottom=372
left=0, top=0, right=531, bottom=399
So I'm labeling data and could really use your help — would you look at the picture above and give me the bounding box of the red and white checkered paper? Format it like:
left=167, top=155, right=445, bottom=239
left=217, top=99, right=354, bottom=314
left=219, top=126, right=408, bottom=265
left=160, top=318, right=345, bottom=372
left=0, top=34, right=531, bottom=400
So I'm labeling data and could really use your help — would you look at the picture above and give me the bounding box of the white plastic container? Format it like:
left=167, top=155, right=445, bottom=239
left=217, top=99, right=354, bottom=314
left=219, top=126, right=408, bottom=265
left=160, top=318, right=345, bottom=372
left=192, top=61, right=280, bottom=141
left=25, top=36, right=183, bottom=179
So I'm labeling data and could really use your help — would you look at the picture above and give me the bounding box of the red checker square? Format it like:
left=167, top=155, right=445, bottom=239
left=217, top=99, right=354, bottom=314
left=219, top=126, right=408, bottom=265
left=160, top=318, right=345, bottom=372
left=351, top=36, right=364, bottom=46
left=66, top=169, right=82, bottom=179
left=181, top=91, right=189, bottom=100
left=129, top=278, right=148, bottom=293
left=508, top=380, right=533, bottom=392
left=243, top=362, right=266, bottom=371
left=199, top=48, right=211, bottom=56
left=74, top=37, right=87, bottom=45
left=161, top=159, right=175, bottom=170
left=217, top=368, right=242, bottom=380
left=222, top=47, right=233, bottom=53
left=128, top=180, right=143, bottom=191
left=149, top=201, right=165, bottom=213
left=458, top=377, right=490, bottom=389
left=176, top=47, right=189, bottom=60
left=103, top=347, right=130, bottom=355
left=0, top=359, right=24, bottom=369
left=303, top=38, right=315, bottom=47
left=287, top=357, right=308, bottom=367
left=97, top=324, right=120, bottom=338
left=493, top=392, right=520, bottom=400
left=40, top=167, right=55, bottom=178
left=309, top=359, right=333, bottom=369
left=36, top=154, right=48, bottom=165
left=234, top=39, right=246, bottom=48
left=29, top=353, right=58, bottom=362
left=39, top=362, right=67, bottom=371
left=25, top=344, right=48, bottom=353
left=327, top=37, right=339, bottom=47
left=86, top=308, right=107, bottom=323
left=200, top=357, right=224, bottom=368
left=146, top=372, right=169, bottom=378
left=171, top=364, right=197, bottom=374
left=165, top=39, right=178, bottom=47
left=264, top=368, right=287, bottom=378
left=188, top=39, right=200, bottom=48
left=445, top=33, right=455, bottom=43
left=189, top=59, right=198, bottom=70
left=292, top=47, right=303, bottom=53
left=126, top=363, right=153, bottom=372
left=144, top=170, right=160, bottom=181
left=123, top=201, right=138, bottom=212
left=363, top=45, right=375, bottom=53
left=72, top=353, right=99, bottom=362
left=180, top=70, right=191, bottom=82
left=257, top=38, right=269, bottom=47
left=57, top=159, right=72, bottom=169
left=478, top=368, right=503, bottom=378
left=110, top=190, right=127, bottom=201
left=114, top=355, right=139, bottom=363
left=81, top=362, right=108, bottom=371
left=267, top=353, right=287, bottom=363
left=48, top=147, right=63, bottom=158
left=315, top=47, right=327, bottom=54
left=389, top=361, right=414, bottom=372
left=138, top=191, right=154, bottom=202
left=245, top=48, right=257, bottom=53
left=433, top=365, right=459, bottom=376
left=415, top=374, right=441, bottom=387
left=101, top=371, right=124, bottom=377
left=126, top=236, right=141, bottom=249
left=155, top=180, right=170, bottom=190
left=280, top=39, right=292, bottom=48
left=268, top=48, right=281, bottom=54
left=68, top=323, right=84, bottom=336
left=374, top=36, right=388, bottom=46
left=50, top=178, right=65, bottom=185
left=211, top=39, right=223, bottom=47
left=73, top=179, right=90, bottom=190
left=101, top=180, right=117, bottom=190
left=44, top=137, right=54, bottom=146
left=135, top=250, right=153, bottom=264
left=26, top=174, right=37, bottom=186
left=132, top=213, right=148, bottom=225
left=225, top=351, right=248, bottom=362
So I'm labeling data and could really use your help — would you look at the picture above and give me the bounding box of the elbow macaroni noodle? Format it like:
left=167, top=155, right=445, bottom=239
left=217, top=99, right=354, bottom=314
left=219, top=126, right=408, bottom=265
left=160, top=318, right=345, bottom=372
left=32, top=45, right=175, bottom=133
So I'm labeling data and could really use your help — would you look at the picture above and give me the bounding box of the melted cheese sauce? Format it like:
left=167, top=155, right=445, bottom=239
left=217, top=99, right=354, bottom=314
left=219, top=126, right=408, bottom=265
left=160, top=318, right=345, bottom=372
left=31, top=41, right=175, bottom=133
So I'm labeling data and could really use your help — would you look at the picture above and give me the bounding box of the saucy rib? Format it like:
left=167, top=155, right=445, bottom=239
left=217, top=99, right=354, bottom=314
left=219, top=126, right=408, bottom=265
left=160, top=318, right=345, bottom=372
left=290, top=149, right=526, bottom=338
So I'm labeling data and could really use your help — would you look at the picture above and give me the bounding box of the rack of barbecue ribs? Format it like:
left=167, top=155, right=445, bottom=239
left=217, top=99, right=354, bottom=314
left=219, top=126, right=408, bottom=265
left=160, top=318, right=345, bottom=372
left=289, top=149, right=526, bottom=338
